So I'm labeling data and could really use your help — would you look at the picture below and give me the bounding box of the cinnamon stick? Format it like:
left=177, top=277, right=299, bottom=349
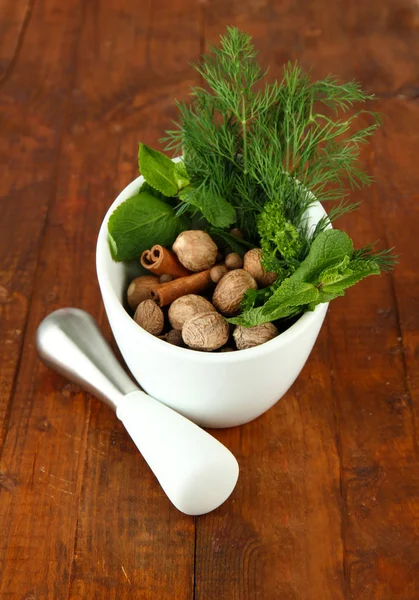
left=141, top=245, right=189, bottom=278
left=151, top=269, right=213, bottom=306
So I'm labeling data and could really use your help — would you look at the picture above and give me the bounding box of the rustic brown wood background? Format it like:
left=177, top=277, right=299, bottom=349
left=1, top=0, right=418, bottom=598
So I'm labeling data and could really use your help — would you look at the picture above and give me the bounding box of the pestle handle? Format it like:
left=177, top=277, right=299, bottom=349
left=36, top=309, right=239, bottom=515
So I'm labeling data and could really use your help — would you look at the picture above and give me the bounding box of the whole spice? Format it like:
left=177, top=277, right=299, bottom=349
left=182, top=312, right=229, bottom=351
left=225, top=252, right=243, bottom=270
left=134, top=299, right=165, bottom=335
left=210, top=264, right=228, bottom=283
left=243, top=248, right=277, bottom=287
left=172, top=230, right=218, bottom=272
left=213, top=269, right=258, bottom=316
left=230, top=228, right=244, bottom=239
left=160, top=329, right=184, bottom=346
left=160, top=274, right=173, bottom=283
left=233, top=322, right=279, bottom=350
left=141, top=245, right=189, bottom=278
left=151, top=269, right=212, bottom=307
left=127, top=275, right=160, bottom=311
left=168, top=295, right=216, bottom=330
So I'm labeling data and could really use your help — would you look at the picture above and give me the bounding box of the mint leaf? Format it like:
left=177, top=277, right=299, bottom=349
left=229, top=306, right=265, bottom=327
left=229, top=279, right=318, bottom=326
left=179, top=186, right=236, bottom=228
left=295, top=229, right=354, bottom=283
left=108, top=192, right=188, bottom=261
left=318, top=255, right=351, bottom=285
left=316, top=258, right=380, bottom=303
left=139, top=180, right=167, bottom=201
left=139, top=143, right=178, bottom=197
left=174, top=161, right=190, bottom=190
left=230, top=230, right=383, bottom=326
left=262, top=279, right=319, bottom=316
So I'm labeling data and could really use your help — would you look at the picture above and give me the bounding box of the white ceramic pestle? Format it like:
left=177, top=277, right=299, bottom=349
left=36, top=308, right=239, bottom=515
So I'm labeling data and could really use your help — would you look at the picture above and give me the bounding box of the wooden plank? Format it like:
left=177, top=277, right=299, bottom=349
left=204, top=0, right=419, bottom=95
left=373, top=98, right=419, bottom=441
left=0, top=0, right=88, bottom=594
left=1, top=1, right=418, bottom=599
left=196, top=342, right=345, bottom=600
left=196, top=2, right=419, bottom=599
left=0, top=0, right=83, bottom=445
left=0, top=0, right=200, bottom=598
left=0, top=0, right=33, bottom=82
left=195, top=9, right=346, bottom=600
left=67, top=1, right=202, bottom=596
left=324, top=124, right=419, bottom=598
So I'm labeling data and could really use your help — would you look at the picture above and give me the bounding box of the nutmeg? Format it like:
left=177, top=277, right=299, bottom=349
left=127, top=275, right=160, bottom=311
left=243, top=248, right=277, bottom=287
left=210, top=264, right=228, bottom=283
left=160, top=329, right=184, bottom=347
left=233, top=322, right=279, bottom=350
left=182, top=312, right=229, bottom=351
left=172, top=230, right=218, bottom=272
left=225, top=252, right=243, bottom=270
left=168, top=294, right=216, bottom=330
left=134, top=299, right=164, bottom=336
left=229, top=227, right=244, bottom=239
left=212, top=269, right=258, bottom=316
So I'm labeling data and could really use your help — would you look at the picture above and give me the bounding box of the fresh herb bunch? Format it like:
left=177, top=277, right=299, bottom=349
left=108, top=27, right=396, bottom=327
left=164, top=27, right=383, bottom=270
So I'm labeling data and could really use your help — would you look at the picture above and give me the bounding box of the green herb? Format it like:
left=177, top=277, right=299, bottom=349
left=107, top=27, right=396, bottom=328
left=229, top=230, right=383, bottom=326
left=138, top=143, right=179, bottom=197
left=179, top=185, right=236, bottom=228
left=108, top=192, right=188, bottom=261
left=163, top=27, right=383, bottom=273
left=206, top=227, right=255, bottom=255
left=174, top=161, right=191, bottom=189
left=138, top=180, right=167, bottom=201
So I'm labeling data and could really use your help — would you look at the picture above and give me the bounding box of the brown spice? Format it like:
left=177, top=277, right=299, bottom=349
left=134, top=299, right=165, bottom=336
left=182, top=312, right=229, bottom=351
left=225, top=252, right=243, bottom=270
left=168, top=294, right=216, bottom=330
left=210, top=264, right=228, bottom=283
left=233, top=322, right=279, bottom=350
left=172, top=230, right=218, bottom=271
left=141, top=245, right=189, bottom=278
left=229, top=228, right=244, bottom=239
left=212, top=269, right=258, bottom=316
left=160, top=329, right=184, bottom=347
left=151, top=269, right=213, bottom=307
left=160, top=274, right=173, bottom=283
left=243, top=248, right=277, bottom=287
left=127, top=275, right=160, bottom=311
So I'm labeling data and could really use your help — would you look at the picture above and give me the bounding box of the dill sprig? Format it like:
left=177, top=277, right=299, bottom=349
left=352, top=244, right=398, bottom=272
left=163, top=26, right=393, bottom=279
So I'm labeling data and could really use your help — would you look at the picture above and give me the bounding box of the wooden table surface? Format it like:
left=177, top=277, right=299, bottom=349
left=1, top=1, right=418, bottom=598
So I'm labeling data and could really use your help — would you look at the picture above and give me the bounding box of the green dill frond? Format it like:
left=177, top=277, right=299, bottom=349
left=162, top=26, right=391, bottom=277
left=352, top=245, right=398, bottom=272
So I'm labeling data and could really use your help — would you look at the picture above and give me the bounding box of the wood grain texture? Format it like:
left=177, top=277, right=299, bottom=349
left=0, top=0, right=200, bottom=598
left=0, top=0, right=83, bottom=447
left=1, top=0, right=418, bottom=599
left=195, top=2, right=419, bottom=600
